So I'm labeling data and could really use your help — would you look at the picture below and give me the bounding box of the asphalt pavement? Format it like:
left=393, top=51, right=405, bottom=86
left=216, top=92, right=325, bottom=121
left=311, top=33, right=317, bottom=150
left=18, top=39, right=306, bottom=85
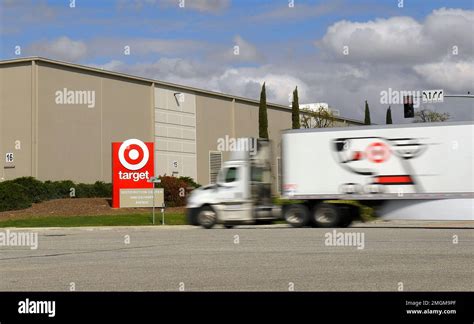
left=1, top=221, right=473, bottom=291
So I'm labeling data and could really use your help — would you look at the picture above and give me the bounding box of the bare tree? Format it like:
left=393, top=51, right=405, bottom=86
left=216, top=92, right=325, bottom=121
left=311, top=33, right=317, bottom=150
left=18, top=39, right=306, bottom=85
left=414, top=109, right=450, bottom=123
left=300, top=107, right=336, bottom=128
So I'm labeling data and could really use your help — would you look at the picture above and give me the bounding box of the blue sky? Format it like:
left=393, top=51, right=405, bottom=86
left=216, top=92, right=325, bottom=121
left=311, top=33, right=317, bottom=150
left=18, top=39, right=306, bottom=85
left=1, top=0, right=473, bottom=123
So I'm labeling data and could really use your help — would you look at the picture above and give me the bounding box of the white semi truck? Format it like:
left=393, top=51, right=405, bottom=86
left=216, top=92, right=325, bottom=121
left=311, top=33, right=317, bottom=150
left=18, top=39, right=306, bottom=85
left=186, top=122, right=474, bottom=228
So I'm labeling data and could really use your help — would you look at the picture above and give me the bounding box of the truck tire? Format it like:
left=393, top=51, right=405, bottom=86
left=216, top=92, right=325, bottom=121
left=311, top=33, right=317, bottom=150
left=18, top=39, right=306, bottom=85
left=312, top=203, right=348, bottom=228
left=197, top=206, right=217, bottom=229
left=284, top=204, right=310, bottom=228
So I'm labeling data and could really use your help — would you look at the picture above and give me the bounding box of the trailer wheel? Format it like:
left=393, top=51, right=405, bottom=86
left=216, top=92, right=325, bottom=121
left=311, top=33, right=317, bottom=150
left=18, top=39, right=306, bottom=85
left=284, top=204, right=310, bottom=228
left=197, top=206, right=217, bottom=229
left=312, top=203, right=348, bottom=228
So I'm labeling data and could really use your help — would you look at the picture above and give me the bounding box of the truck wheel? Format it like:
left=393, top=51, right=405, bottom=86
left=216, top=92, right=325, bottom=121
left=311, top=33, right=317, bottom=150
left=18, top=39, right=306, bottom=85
left=224, top=224, right=234, bottom=229
left=197, top=206, right=217, bottom=229
left=284, top=204, right=310, bottom=228
left=312, top=203, right=347, bottom=228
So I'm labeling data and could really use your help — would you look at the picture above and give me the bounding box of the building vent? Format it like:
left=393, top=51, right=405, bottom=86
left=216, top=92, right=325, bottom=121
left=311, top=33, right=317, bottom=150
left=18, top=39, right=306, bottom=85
left=209, top=151, right=223, bottom=184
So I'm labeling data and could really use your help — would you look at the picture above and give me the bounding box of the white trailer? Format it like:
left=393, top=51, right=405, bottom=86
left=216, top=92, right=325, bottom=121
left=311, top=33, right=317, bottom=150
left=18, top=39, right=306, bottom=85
left=187, top=122, right=473, bottom=228
left=281, top=121, right=473, bottom=226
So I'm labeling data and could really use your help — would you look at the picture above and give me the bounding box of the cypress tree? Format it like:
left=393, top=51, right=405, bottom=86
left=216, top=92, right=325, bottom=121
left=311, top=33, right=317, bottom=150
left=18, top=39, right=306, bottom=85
left=386, top=106, right=393, bottom=124
left=259, top=82, right=269, bottom=139
left=291, top=86, right=300, bottom=129
left=364, top=100, right=371, bottom=125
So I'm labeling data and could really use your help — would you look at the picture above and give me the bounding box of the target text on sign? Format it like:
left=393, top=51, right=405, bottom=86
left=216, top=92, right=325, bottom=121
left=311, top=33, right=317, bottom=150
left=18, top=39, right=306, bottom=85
left=118, top=170, right=150, bottom=182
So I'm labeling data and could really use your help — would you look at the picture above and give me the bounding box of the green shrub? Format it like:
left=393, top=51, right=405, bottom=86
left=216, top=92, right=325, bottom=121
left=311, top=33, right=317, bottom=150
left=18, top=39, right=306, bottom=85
left=0, top=181, right=33, bottom=212
left=156, top=175, right=189, bottom=207
left=11, top=177, right=48, bottom=203
left=92, top=181, right=112, bottom=197
left=44, top=180, right=75, bottom=199
left=0, top=177, right=113, bottom=212
left=74, top=183, right=95, bottom=198
left=71, top=181, right=112, bottom=198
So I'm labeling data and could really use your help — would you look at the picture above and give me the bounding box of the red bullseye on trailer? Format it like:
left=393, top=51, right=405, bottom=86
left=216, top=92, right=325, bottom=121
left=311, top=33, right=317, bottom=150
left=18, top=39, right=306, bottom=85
left=365, top=142, right=390, bottom=163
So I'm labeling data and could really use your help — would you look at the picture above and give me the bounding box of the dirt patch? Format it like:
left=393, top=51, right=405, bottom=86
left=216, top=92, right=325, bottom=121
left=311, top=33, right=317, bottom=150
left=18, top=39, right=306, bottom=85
left=0, top=198, right=185, bottom=221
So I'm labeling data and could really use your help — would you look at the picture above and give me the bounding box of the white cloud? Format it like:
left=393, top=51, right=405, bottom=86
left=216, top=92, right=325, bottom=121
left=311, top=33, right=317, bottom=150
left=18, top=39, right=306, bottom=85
left=95, top=58, right=307, bottom=104
left=27, top=37, right=87, bottom=61
left=205, top=68, right=308, bottom=104
left=313, top=8, right=474, bottom=121
left=320, top=16, right=432, bottom=63
left=214, top=35, right=264, bottom=63
left=88, top=8, right=474, bottom=123
left=414, top=60, right=474, bottom=93
left=320, top=8, right=474, bottom=63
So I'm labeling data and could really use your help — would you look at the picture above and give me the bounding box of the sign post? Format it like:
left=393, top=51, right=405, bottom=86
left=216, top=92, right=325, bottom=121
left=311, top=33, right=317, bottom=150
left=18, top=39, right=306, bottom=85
left=147, top=177, right=161, bottom=225
left=161, top=203, right=166, bottom=225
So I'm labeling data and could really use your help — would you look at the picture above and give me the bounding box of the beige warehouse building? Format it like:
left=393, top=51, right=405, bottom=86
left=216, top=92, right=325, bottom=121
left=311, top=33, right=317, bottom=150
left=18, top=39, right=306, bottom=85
left=0, top=57, right=362, bottom=192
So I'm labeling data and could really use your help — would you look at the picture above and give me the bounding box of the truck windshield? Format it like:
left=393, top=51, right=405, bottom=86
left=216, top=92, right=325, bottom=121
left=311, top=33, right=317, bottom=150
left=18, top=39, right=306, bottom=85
left=223, top=167, right=238, bottom=183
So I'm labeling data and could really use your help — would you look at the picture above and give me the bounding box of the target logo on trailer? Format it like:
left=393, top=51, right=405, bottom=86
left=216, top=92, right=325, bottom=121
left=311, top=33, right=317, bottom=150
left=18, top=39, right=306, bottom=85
left=365, top=142, right=390, bottom=163
left=112, top=139, right=154, bottom=208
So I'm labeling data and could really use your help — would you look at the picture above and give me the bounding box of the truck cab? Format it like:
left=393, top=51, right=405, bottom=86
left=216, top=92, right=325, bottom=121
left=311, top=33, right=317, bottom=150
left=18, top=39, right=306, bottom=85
left=186, top=138, right=279, bottom=228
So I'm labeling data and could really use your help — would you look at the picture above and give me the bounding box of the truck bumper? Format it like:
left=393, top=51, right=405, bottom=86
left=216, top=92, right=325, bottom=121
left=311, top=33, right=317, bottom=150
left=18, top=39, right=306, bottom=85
left=186, top=207, right=200, bottom=226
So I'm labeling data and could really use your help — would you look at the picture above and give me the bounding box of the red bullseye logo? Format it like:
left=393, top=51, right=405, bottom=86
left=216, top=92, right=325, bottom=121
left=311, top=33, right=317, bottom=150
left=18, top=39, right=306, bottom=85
left=365, top=142, right=390, bottom=163
left=118, top=139, right=149, bottom=170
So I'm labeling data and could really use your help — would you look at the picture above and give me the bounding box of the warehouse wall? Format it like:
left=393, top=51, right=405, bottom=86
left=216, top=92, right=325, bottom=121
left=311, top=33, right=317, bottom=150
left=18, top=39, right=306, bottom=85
left=36, top=62, right=152, bottom=183
left=195, top=94, right=234, bottom=186
left=195, top=95, right=294, bottom=192
left=0, top=62, right=33, bottom=181
left=154, top=86, right=197, bottom=181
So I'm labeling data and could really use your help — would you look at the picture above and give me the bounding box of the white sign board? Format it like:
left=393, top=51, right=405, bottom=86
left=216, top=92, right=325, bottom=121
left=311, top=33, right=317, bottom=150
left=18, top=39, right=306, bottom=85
left=119, top=188, right=164, bottom=208
left=422, top=89, right=444, bottom=103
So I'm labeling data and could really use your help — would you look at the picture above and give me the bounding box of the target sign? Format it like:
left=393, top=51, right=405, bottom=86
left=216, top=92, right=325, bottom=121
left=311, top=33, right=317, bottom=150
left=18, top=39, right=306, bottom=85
left=365, top=142, right=390, bottom=163
left=112, top=139, right=154, bottom=208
